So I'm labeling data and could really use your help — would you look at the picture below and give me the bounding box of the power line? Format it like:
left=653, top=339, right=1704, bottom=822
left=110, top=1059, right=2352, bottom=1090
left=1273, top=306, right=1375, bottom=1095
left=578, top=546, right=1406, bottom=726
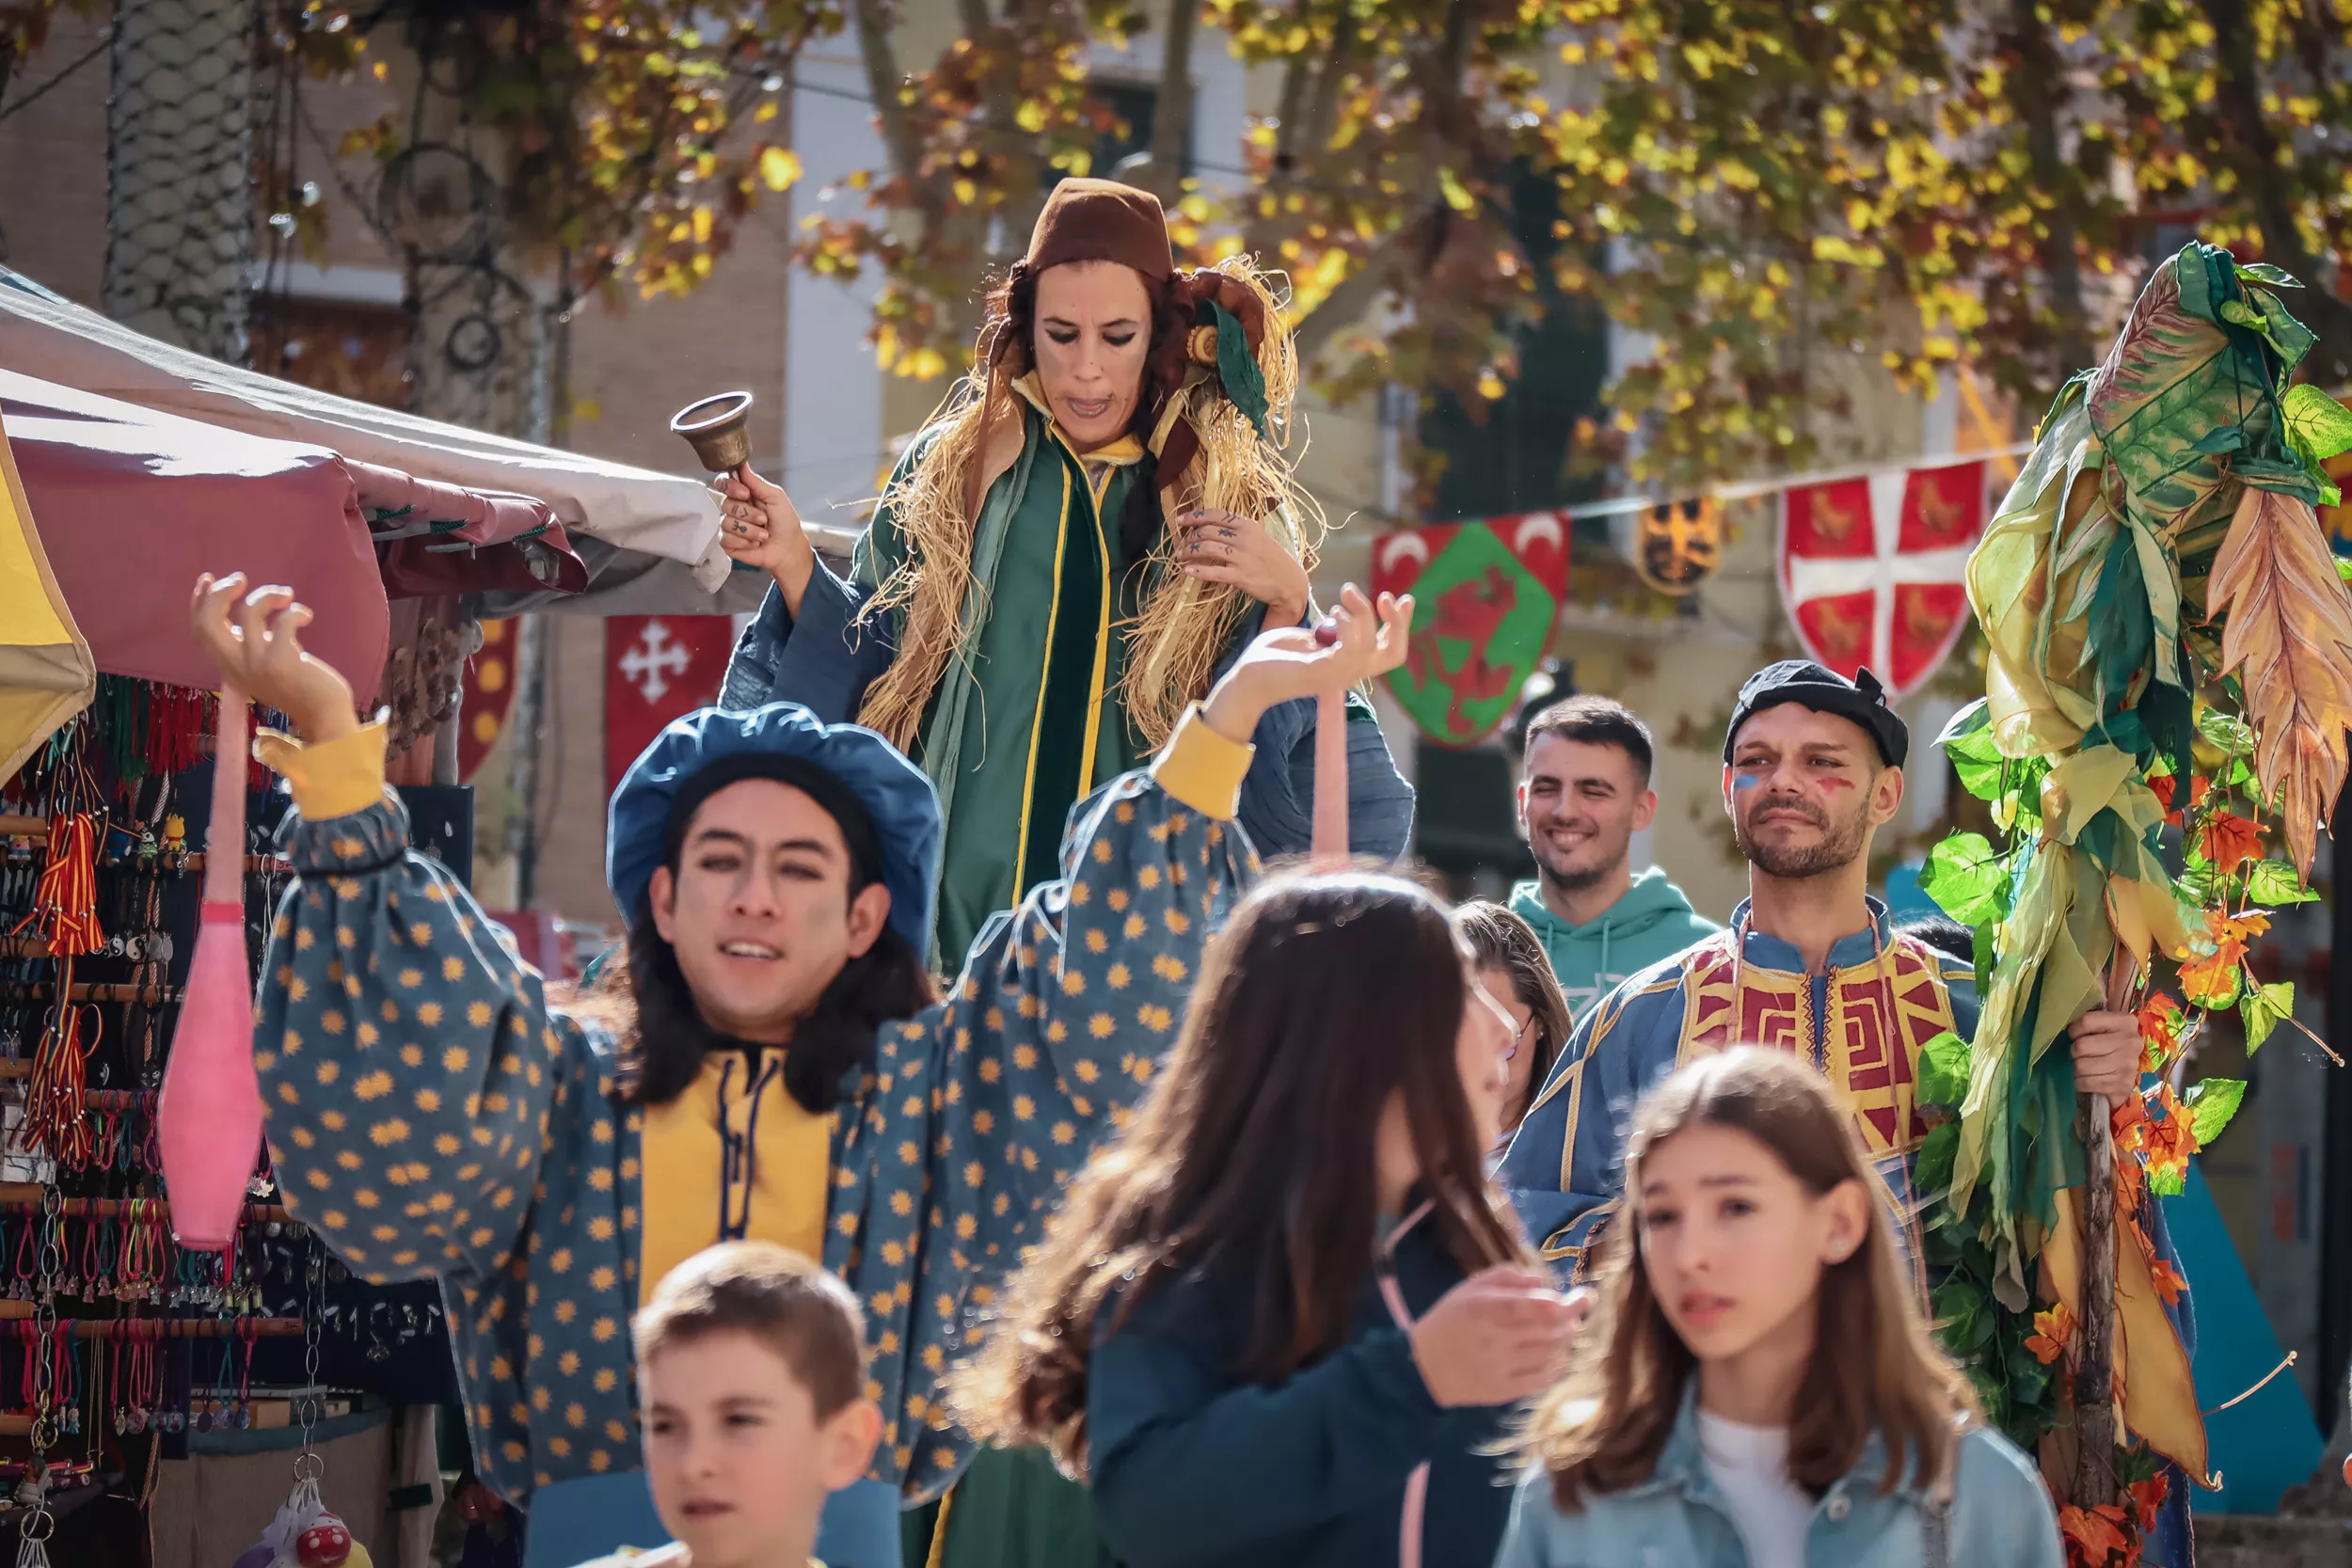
left=0, top=25, right=111, bottom=124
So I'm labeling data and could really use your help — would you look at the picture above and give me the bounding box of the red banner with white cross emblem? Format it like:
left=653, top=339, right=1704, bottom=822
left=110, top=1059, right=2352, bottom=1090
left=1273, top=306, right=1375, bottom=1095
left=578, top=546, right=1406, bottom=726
left=605, top=615, right=737, bottom=794
left=1777, top=460, right=1989, bottom=700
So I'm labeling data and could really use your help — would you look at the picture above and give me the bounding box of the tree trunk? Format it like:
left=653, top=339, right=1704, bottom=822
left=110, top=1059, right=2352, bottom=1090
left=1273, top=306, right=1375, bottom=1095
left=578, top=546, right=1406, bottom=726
left=2197, top=0, right=2352, bottom=381
left=2007, top=1, right=2091, bottom=381
left=104, top=0, right=254, bottom=366
left=1122, top=0, right=1198, bottom=201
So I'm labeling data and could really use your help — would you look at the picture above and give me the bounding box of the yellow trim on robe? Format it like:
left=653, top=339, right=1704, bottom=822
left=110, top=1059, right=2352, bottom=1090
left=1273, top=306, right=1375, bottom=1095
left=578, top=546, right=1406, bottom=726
left=637, top=1052, right=832, bottom=1308
left=255, top=721, right=391, bottom=820
left=1151, top=705, right=1253, bottom=820
left=1009, top=463, right=1076, bottom=899
left=1074, top=449, right=1120, bottom=795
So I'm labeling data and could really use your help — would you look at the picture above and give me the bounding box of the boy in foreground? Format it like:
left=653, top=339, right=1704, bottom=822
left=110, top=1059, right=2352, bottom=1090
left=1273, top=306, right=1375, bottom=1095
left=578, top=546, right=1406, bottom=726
left=580, top=1243, right=882, bottom=1568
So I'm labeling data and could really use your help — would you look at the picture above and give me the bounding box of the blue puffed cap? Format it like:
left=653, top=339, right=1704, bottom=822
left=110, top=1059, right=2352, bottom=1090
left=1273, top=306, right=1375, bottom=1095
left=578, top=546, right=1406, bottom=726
left=606, top=703, right=942, bottom=951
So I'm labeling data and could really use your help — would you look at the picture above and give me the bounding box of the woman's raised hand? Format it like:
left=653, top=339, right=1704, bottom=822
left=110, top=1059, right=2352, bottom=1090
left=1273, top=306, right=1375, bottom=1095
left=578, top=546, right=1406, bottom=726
left=1176, top=508, right=1311, bottom=629
left=1200, top=583, right=1412, bottom=742
left=1408, top=1266, right=1590, bottom=1408
left=188, top=574, right=358, bottom=743
left=713, top=462, right=818, bottom=616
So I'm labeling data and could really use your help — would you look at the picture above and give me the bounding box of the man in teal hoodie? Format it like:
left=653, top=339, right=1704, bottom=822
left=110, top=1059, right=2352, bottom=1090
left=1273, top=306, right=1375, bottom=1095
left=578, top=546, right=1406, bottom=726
left=1509, top=695, right=1720, bottom=1017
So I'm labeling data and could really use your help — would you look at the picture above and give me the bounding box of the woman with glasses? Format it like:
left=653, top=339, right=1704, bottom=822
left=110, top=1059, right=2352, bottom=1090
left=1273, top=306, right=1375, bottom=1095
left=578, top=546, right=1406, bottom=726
left=1455, top=900, right=1575, bottom=1159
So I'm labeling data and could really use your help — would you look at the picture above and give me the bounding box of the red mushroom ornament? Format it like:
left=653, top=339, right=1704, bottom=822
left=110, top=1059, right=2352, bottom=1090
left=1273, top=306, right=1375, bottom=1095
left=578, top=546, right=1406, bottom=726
left=294, top=1516, right=351, bottom=1568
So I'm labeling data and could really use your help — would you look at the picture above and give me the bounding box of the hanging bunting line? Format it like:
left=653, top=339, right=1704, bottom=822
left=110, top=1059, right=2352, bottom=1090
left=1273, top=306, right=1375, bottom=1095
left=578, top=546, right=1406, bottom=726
left=1541, top=439, right=2035, bottom=523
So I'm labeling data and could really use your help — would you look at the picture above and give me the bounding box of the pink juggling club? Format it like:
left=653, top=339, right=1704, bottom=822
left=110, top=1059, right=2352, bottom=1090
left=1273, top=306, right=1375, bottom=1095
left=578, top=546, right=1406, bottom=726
left=157, top=686, right=264, bottom=1249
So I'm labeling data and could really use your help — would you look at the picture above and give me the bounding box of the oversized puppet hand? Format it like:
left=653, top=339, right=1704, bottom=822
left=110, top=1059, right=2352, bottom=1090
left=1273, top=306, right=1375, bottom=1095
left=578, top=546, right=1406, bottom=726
left=189, top=573, right=358, bottom=743
left=1200, top=582, right=1410, bottom=742
left=713, top=462, right=818, bottom=614
left=1177, top=507, right=1311, bottom=629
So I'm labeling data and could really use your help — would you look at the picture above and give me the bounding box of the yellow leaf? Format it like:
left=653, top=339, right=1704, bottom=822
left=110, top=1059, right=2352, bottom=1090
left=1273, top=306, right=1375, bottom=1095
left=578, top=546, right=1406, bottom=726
left=1438, top=168, right=1475, bottom=213
left=691, top=207, right=714, bottom=245
left=1015, top=99, right=1048, bottom=134
left=759, top=147, right=801, bottom=192
left=755, top=102, right=779, bottom=125
left=953, top=178, right=978, bottom=206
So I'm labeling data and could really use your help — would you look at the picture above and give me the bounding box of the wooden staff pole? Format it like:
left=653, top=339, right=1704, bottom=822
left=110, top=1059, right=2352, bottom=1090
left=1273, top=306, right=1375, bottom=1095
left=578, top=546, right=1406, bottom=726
left=2072, top=955, right=2137, bottom=1508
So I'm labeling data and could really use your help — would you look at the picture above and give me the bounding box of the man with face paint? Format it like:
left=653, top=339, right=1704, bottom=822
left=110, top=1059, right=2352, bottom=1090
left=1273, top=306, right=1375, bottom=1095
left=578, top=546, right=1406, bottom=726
left=1500, top=659, right=2150, bottom=1271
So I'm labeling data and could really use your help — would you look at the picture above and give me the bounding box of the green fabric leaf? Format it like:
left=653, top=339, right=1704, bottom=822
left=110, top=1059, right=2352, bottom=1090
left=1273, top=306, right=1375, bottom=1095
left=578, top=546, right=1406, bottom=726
left=1206, top=301, right=1269, bottom=442
left=2151, top=1161, right=2187, bottom=1197
left=1973, top=919, right=1996, bottom=1001
left=2240, top=980, right=2293, bottom=1054
left=1937, top=701, right=2005, bottom=802
left=2338, top=557, right=2352, bottom=585
left=2139, top=674, right=2196, bottom=785
left=2185, top=1077, right=2248, bottom=1146
left=2197, top=707, right=2257, bottom=753
left=2281, top=383, right=2352, bottom=464
left=2244, top=285, right=2317, bottom=368
left=2244, top=858, right=2320, bottom=906
left=2087, top=529, right=2153, bottom=717
left=1915, top=1119, right=1961, bottom=1199
left=1921, top=832, right=2007, bottom=926
left=2236, top=261, right=2304, bottom=287
left=1933, top=697, right=1991, bottom=749
left=2218, top=298, right=2264, bottom=329
left=1917, top=1031, right=1971, bottom=1110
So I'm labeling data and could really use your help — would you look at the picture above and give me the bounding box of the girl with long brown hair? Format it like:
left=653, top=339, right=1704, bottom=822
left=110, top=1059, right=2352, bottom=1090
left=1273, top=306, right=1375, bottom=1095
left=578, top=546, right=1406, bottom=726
left=1454, top=899, right=1573, bottom=1151
left=1499, top=1048, right=2060, bottom=1568
left=958, top=871, right=1586, bottom=1568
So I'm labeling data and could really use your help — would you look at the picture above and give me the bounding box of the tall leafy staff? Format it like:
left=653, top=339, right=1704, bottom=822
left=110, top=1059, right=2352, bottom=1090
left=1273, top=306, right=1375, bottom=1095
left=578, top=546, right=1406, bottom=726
left=1920, top=243, right=2352, bottom=1566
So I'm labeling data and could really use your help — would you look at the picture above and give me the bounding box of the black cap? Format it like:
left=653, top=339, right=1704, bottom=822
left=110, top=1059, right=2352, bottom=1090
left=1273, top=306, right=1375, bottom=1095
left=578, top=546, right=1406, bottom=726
left=1723, top=659, right=1908, bottom=768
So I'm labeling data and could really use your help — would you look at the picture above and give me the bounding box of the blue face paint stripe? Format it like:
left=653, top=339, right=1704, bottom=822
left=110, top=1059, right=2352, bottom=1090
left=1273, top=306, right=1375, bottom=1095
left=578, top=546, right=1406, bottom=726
left=1732, top=773, right=1762, bottom=791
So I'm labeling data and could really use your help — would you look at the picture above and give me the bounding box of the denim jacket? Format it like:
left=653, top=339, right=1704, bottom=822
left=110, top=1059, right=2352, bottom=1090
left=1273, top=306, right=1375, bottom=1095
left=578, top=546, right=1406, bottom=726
left=1492, top=1388, right=2063, bottom=1568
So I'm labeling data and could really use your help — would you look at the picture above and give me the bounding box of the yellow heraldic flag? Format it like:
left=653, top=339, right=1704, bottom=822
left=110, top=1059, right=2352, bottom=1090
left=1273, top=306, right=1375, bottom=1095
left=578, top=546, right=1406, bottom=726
left=0, top=405, right=94, bottom=784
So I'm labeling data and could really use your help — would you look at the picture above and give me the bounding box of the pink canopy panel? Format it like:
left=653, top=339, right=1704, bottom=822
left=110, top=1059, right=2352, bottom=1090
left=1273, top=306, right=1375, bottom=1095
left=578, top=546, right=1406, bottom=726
left=1, top=367, right=390, bottom=701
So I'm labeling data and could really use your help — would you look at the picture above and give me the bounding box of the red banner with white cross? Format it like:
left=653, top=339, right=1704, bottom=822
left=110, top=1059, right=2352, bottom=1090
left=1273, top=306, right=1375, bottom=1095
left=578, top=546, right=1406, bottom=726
left=1776, top=459, right=1989, bottom=701
left=604, top=614, right=737, bottom=794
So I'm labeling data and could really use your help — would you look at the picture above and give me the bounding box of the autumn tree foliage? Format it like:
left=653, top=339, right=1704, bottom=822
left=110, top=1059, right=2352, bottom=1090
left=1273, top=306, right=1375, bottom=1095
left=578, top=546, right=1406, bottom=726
left=13, top=2, right=2352, bottom=492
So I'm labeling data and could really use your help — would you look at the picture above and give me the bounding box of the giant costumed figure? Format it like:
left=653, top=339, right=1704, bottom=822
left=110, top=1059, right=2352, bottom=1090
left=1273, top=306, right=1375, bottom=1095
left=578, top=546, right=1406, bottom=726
left=710, top=179, right=1412, bottom=963
left=192, top=568, right=1412, bottom=1568
left=1916, top=243, right=2352, bottom=1566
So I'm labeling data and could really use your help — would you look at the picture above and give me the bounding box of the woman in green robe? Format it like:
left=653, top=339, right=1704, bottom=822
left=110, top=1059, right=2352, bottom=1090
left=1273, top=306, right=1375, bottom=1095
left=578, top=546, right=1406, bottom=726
left=715, top=178, right=1413, bottom=966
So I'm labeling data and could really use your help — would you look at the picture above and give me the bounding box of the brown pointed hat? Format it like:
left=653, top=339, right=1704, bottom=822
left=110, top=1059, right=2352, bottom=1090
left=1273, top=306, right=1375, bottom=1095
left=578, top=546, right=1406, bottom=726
left=1025, top=179, right=1175, bottom=280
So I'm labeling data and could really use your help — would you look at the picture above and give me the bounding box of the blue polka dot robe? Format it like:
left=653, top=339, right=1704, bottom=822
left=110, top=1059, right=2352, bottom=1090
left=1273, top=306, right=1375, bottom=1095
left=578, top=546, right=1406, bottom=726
left=251, top=708, right=1260, bottom=1511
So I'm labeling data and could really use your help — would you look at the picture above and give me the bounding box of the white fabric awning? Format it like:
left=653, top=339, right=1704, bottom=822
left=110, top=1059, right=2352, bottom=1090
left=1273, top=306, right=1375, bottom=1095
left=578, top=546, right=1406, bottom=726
left=0, top=268, right=737, bottom=593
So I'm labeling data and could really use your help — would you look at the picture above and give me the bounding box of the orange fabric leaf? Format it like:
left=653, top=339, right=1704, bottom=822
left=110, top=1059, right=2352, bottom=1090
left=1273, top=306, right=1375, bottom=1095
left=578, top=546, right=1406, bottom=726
left=2197, top=811, right=2264, bottom=874
left=2150, top=1259, right=2186, bottom=1307
left=2129, top=1471, right=2169, bottom=1533
left=2135, top=992, right=2183, bottom=1071
left=2206, top=484, right=2352, bottom=877
left=2026, top=1301, right=2076, bottom=1366
left=2060, top=1502, right=2133, bottom=1567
